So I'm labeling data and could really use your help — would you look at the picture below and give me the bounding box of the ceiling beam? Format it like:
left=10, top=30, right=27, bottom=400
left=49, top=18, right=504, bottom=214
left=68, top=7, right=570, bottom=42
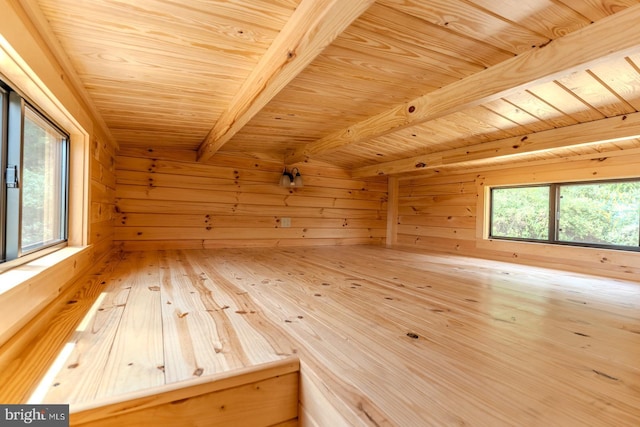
left=197, top=0, right=375, bottom=163
left=286, top=4, right=640, bottom=165
left=351, top=112, right=640, bottom=177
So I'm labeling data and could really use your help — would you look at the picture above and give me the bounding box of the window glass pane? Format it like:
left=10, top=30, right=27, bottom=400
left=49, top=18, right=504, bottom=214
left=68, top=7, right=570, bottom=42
left=558, top=182, right=640, bottom=247
left=491, top=186, right=550, bottom=240
left=21, top=106, right=67, bottom=252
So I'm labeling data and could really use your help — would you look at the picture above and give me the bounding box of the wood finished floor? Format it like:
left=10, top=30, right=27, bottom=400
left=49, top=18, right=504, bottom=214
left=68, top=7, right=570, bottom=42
left=35, top=246, right=640, bottom=426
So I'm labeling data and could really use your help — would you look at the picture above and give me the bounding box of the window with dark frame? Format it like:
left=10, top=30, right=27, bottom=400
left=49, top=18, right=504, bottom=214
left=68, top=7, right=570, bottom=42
left=489, top=180, right=640, bottom=252
left=1, top=79, right=69, bottom=264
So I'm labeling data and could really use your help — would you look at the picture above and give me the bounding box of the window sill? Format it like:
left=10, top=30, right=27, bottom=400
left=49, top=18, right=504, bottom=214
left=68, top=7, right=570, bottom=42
left=0, top=246, right=90, bottom=296
left=0, top=245, right=94, bottom=348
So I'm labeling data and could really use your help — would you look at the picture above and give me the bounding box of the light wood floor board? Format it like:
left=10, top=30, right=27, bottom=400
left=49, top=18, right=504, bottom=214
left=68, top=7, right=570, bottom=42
left=94, top=251, right=164, bottom=399
left=15, top=246, right=640, bottom=426
left=42, top=253, right=135, bottom=404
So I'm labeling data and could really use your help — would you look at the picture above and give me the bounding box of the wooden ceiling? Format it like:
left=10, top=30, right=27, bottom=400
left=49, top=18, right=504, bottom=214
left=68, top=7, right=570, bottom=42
left=22, top=0, right=640, bottom=176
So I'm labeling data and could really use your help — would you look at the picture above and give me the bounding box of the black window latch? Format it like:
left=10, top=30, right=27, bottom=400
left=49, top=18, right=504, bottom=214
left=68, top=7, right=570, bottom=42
left=6, top=165, right=18, bottom=188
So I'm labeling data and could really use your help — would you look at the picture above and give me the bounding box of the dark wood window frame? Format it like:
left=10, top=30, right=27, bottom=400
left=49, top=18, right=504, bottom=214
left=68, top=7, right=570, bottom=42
left=1, top=79, right=70, bottom=264
left=489, top=179, right=640, bottom=252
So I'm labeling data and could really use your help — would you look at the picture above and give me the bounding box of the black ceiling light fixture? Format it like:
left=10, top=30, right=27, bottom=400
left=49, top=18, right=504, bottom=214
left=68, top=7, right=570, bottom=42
left=279, top=167, right=303, bottom=188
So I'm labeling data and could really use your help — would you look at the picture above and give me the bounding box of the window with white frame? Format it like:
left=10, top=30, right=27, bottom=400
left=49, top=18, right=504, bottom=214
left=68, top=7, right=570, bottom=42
left=489, top=180, right=640, bottom=251
left=1, top=80, right=69, bottom=264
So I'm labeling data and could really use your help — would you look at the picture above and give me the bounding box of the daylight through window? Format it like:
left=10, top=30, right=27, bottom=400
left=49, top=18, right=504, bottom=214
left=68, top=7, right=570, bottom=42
left=1, top=80, right=69, bottom=264
left=490, top=180, right=640, bottom=251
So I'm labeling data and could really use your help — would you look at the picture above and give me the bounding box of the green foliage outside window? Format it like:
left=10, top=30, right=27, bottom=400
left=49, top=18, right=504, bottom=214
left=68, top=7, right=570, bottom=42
left=558, top=182, right=640, bottom=247
left=21, top=106, right=66, bottom=251
left=490, top=181, right=640, bottom=250
left=491, top=186, right=549, bottom=240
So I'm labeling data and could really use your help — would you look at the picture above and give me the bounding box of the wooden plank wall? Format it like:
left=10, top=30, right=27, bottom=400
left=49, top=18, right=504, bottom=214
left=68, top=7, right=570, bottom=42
left=115, top=149, right=387, bottom=251
left=397, top=152, right=640, bottom=280
left=90, top=137, right=117, bottom=256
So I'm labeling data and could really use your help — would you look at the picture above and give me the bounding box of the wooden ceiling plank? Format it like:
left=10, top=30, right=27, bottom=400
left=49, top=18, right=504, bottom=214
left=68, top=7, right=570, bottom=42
left=447, top=106, right=525, bottom=139
left=18, top=0, right=117, bottom=146
left=359, top=3, right=513, bottom=68
left=554, top=0, right=640, bottom=22
left=286, top=4, right=640, bottom=165
left=587, top=55, right=640, bottom=111
left=482, top=99, right=554, bottom=133
left=424, top=113, right=508, bottom=144
left=527, top=81, right=606, bottom=123
left=503, top=90, right=580, bottom=129
left=45, top=23, right=267, bottom=68
left=555, top=69, right=636, bottom=117
left=299, top=49, right=442, bottom=92
left=196, top=0, right=375, bottom=162
left=469, top=0, right=592, bottom=39
left=334, top=24, right=486, bottom=81
left=378, top=0, right=548, bottom=54
left=352, top=111, right=640, bottom=177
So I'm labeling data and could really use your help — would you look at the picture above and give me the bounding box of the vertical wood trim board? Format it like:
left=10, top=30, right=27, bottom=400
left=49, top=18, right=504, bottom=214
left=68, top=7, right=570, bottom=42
left=386, top=176, right=398, bottom=247
left=90, top=136, right=117, bottom=257
left=397, top=154, right=640, bottom=280
left=115, top=149, right=388, bottom=250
